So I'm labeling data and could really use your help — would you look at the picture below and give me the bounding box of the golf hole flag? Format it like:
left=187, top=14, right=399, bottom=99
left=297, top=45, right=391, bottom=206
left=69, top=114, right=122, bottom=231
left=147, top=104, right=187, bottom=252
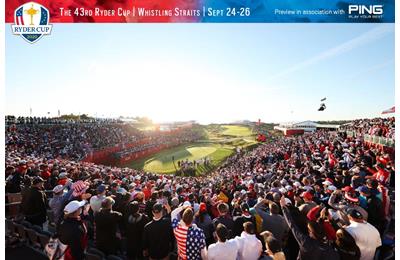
left=12, top=2, right=52, bottom=43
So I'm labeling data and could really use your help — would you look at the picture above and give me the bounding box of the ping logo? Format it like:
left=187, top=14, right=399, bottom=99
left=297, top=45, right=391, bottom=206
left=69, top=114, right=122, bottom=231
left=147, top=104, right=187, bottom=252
left=348, top=5, right=383, bottom=15
left=12, top=2, right=52, bottom=43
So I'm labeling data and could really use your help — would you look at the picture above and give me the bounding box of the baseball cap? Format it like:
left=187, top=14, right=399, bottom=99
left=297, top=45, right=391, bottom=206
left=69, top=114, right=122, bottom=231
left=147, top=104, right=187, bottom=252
left=346, top=208, right=363, bottom=220
left=301, top=191, right=313, bottom=200
left=341, top=186, right=354, bottom=193
left=326, top=185, right=337, bottom=192
left=53, top=185, right=64, bottom=194
left=152, top=203, right=163, bottom=213
left=322, top=180, right=333, bottom=186
left=199, top=202, right=207, bottom=213
left=32, top=176, right=44, bottom=185
left=97, top=184, right=106, bottom=194
left=58, top=172, right=68, bottom=179
left=182, top=201, right=192, bottom=208
left=64, top=200, right=86, bottom=214
left=345, top=193, right=359, bottom=204
left=359, top=186, right=371, bottom=195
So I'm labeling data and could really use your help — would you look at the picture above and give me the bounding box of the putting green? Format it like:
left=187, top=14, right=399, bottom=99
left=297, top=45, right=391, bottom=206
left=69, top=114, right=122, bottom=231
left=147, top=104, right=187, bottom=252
left=125, top=124, right=258, bottom=175
left=126, top=143, right=234, bottom=174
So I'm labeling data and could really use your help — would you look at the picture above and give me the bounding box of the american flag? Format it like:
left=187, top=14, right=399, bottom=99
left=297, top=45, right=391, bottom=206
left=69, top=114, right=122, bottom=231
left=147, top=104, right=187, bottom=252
left=15, top=7, right=24, bottom=25
left=172, top=219, right=206, bottom=260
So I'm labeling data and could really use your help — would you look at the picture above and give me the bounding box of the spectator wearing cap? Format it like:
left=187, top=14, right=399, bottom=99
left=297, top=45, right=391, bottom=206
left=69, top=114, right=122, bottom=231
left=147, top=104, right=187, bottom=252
left=345, top=209, right=381, bottom=260
left=90, top=184, right=107, bottom=215
left=171, top=205, right=207, bottom=260
left=6, top=163, right=26, bottom=193
left=58, top=200, right=89, bottom=260
left=358, top=186, right=383, bottom=229
left=20, top=177, right=47, bottom=227
left=280, top=196, right=340, bottom=260
left=49, top=183, right=74, bottom=225
left=298, top=191, right=317, bottom=216
left=143, top=203, right=174, bottom=260
left=254, top=199, right=289, bottom=243
left=194, top=202, right=214, bottom=246
left=212, top=203, right=235, bottom=239
left=125, top=201, right=149, bottom=260
left=231, top=222, right=262, bottom=260
left=328, top=190, right=368, bottom=225
left=94, top=197, right=123, bottom=255
left=232, top=202, right=256, bottom=237
left=207, top=224, right=239, bottom=260
left=145, top=191, right=159, bottom=219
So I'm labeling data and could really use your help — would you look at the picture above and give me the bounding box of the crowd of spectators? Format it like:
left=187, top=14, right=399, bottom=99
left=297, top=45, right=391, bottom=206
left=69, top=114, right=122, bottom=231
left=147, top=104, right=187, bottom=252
left=6, top=122, right=144, bottom=161
left=340, top=117, right=395, bottom=139
left=5, top=117, right=395, bottom=260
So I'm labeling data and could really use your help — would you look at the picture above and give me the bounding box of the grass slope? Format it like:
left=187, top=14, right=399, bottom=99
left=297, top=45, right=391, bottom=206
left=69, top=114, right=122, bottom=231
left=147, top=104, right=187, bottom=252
left=126, top=124, right=258, bottom=175
left=125, top=143, right=234, bottom=174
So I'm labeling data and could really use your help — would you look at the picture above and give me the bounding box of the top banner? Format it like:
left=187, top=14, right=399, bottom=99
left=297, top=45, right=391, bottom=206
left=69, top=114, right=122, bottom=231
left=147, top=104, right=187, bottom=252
left=5, top=0, right=396, bottom=23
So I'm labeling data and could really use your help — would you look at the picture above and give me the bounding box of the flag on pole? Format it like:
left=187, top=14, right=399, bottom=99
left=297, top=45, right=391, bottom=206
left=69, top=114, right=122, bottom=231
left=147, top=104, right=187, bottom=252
left=381, top=106, right=395, bottom=114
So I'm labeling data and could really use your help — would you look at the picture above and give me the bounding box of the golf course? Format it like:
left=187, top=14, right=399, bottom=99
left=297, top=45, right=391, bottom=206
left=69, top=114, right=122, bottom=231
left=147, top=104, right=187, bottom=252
left=125, top=125, right=258, bottom=175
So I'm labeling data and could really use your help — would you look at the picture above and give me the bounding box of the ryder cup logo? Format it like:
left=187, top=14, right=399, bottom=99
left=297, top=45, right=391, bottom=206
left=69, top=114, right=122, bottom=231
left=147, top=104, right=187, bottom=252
left=12, top=2, right=52, bottom=43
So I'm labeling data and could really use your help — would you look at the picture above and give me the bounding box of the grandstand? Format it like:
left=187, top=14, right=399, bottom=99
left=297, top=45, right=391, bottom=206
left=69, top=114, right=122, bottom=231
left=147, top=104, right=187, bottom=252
left=5, top=116, right=395, bottom=260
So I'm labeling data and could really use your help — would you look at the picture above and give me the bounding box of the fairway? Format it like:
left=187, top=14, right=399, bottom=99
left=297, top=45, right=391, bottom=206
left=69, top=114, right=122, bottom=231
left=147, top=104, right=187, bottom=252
left=125, top=124, right=258, bottom=175
left=126, top=143, right=234, bottom=174
left=221, top=125, right=254, bottom=136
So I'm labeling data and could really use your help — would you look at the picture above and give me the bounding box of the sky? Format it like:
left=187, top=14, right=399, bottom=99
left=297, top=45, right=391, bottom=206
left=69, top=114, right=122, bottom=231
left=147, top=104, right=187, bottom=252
left=5, top=24, right=395, bottom=124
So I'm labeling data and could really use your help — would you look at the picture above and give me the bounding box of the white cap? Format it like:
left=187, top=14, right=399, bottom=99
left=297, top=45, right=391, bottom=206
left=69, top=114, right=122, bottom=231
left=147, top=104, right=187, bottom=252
left=327, top=185, right=337, bottom=191
left=193, top=203, right=200, bottom=213
left=285, top=185, right=293, bottom=191
left=284, top=198, right=292, bottom=205
left=279, top=188, right=287, bottom=194
left=182, top=201, right=191, bottom=207
left=64, top=200, right=86, bottom=214
left=322, top=180, right=332, bottom=186
left=53, top=185, right=64, bottom=193
left=293, top=181, right=302, bottom=187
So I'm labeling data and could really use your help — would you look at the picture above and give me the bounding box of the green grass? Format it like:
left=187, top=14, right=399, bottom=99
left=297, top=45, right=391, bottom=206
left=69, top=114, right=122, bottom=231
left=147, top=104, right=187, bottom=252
left=125, top=124, right=258, bottom=175
left=221, top=125, right=254, bottom=137
left=125, top=143, right=234, bottom=175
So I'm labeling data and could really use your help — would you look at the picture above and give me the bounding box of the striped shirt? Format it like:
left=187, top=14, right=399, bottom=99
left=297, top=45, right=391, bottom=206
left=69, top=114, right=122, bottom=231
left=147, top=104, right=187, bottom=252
left=171, top=207, right=206, bottom=260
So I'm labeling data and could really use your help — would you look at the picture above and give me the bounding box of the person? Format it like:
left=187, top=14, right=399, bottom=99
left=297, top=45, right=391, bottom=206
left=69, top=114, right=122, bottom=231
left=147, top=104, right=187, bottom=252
left=260, top=231, right=286, bottom=260
left=345, top=209, right=381, bottom=260
left=125, top=201, right=149, bottom=260
left=20, top=177, right=47, bottom=227
left=334, top=228, right=361, bottom=260
left=171, top=205, right=207, bottom=260
left=212, top=203, right=234, bottom=238
left=89, top=184, right=107, bottom=215
left=58, top=200, right=89, bottom=260
left=298, top=192, right=317, bottom=216
left=232, top=222, right=262, bottom=260
left=280, top=196, right=340, bottom=260
left=358, top=186, right=383, bottom=229
left=142, top=203, right=174, bottom=260
left=254, top=199, right=289, bottom=242
left=233, top=202, right=256, bottom=238
left=194, top=202, right=214, bottom=246
left=49, top=184, right=73, bottom=226
left=207, top=224, right=238, bottom=260
left=94, top=197, right=123, bottom=255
